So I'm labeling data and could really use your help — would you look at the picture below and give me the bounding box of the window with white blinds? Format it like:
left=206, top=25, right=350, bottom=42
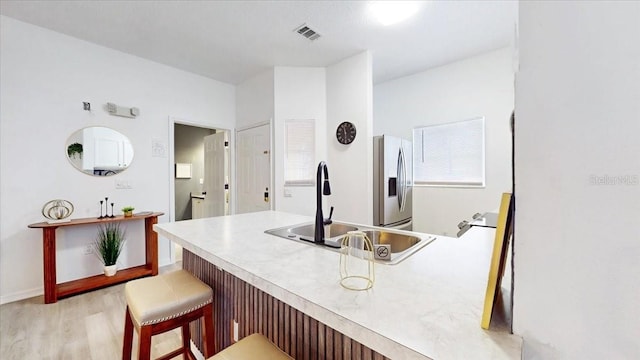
left=284, top=119, right=315, bottom=186
left=413, top=117, right=485, bottom=187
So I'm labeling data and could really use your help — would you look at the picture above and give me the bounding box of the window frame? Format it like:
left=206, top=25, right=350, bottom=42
left=412, top=116, right=486, bottom=188
left=284, top=119, right=316, bottom=186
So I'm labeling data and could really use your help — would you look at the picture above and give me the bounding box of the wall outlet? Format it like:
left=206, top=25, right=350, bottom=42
left=151, top=139, right=167, bottom=158
left=283, top=188, right=292, bottom=198
left=83, top=244, right=93, bottom=255
left=232, top=320, right=239, bottom=342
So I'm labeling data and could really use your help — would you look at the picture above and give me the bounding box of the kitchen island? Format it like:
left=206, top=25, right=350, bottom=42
left=154, top=211, right=521, bottom=360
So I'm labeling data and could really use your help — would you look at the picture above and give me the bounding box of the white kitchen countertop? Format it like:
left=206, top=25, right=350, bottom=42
left=154, top=211, right=522, bottom=360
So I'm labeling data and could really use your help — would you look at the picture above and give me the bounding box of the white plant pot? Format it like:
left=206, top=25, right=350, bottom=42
left=104, top=264, right=117, bottom=277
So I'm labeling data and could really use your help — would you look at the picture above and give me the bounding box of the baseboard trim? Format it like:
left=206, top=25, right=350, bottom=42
left=0, top=287, right=43, bottom=305
left=158, top=256, right=173, bottom=267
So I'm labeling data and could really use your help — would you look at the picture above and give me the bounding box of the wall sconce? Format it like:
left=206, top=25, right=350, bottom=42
left=106, top=102, right=139, bottom=118
left=83, top=102, right=91, bottom=111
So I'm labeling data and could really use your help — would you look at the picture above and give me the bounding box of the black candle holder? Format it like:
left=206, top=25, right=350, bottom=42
left=98, top=200, right=104, bottom=219
left=110, top=202, right=115, bottom=218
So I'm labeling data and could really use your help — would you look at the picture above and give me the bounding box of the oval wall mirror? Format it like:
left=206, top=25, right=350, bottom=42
left=66, top=126, right=134, bottom=176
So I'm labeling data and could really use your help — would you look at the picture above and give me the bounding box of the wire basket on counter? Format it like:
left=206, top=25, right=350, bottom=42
left=339, top=231, right=375, bottom=291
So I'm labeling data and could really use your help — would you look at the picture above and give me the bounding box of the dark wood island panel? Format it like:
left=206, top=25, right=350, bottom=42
left=184, top=250, right=390, bottom=360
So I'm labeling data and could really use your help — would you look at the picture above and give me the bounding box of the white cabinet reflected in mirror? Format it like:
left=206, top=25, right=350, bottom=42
left=66, top=126, right=134, bottom=176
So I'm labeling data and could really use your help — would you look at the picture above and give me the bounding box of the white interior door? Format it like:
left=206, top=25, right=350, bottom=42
left=237, top=124, right=271, bottom=214
left=204, top=132, right=229, bottom=217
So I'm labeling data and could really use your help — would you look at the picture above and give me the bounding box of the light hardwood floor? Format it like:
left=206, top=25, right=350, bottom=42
left=0, top=264, right=184, bottom=360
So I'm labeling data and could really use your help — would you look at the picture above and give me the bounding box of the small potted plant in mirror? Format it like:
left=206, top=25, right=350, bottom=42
left=93, top=223, right=126, bottom=276
left=67, top=142, right=83, bottom=159
left=121, top=206, right=135, bottom=218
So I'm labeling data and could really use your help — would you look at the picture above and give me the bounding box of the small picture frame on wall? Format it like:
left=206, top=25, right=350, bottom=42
left=175, top=163, right=192, bottom=179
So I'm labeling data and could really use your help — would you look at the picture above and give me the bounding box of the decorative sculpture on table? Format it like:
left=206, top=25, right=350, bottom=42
left=99, top=200, right=104, bottom=219
left=98, top=197, right=114, bottom=219
left=42, top=199, right=74, bottom=223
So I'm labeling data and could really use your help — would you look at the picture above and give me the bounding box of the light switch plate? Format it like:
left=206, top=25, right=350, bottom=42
left=115, top=179, right=132, bottom=189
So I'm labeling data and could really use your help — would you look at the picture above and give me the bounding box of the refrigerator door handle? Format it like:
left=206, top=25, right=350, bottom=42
left=398, top=146, right=408, bottom=212
left=396, top=148, right=402, bottom=210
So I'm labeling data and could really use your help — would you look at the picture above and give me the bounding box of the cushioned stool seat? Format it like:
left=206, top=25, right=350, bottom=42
left=123, top=270, right=215, bottom=360
left=207, top=334, right=292, bottom=360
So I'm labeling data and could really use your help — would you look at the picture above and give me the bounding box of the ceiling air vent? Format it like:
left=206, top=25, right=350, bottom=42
left=294, top=23, right=321, bottom=41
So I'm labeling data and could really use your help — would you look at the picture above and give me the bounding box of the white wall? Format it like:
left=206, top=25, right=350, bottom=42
left=515, top=2, right=640, bottom=359
left=242, top=55, right=373, bottom=221
left=273, top=67, right=327, bottom=216
left=236, top=69, right=274, bottom=129
left=0, top=16, right=235, bottom=304
left=327, top=52, right=374, bottom=225
left=374, top=48, right=515, bottom=235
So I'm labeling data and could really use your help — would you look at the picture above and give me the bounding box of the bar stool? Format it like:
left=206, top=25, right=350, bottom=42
left=122, top=270, right=215, bottom=360
left=207, top=333, right=292, bottom=360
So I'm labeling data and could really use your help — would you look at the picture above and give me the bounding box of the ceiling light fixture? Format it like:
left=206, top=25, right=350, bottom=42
left=369, top=1, right=420, bottom=26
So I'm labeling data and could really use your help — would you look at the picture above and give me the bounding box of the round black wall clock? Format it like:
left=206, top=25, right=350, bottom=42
left=336, top=121, right=357, bottom=145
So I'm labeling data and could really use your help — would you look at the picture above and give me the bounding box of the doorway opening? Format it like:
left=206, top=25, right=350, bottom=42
left=169, top=119, right=231, bottom=262
left=174, top=124, right=214, bottom=221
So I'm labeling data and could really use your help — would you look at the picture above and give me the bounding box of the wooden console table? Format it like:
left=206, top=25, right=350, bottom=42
left=28, top=212, right=164, bottom=304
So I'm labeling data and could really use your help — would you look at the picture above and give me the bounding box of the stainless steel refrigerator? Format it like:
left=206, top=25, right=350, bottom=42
left=373, top=135, right=412, bottom=230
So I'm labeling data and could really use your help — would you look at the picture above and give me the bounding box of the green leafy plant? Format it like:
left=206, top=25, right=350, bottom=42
left=93, top=223, right=126, bottom=266
left=67, top=142, right=83, bottom=159
left=121, top=206, right=135, bottom=212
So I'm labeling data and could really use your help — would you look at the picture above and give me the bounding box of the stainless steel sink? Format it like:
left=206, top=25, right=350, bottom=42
left=362, top=230, right=421, bottom=253
left=265, top=221, right=435, bottom=265
left=286, top=223, right=358, bottom=239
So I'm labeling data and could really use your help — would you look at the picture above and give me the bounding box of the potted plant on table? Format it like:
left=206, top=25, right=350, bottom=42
left=121, top=206, right=135, bottom=218
left=94, top=223, right=126, bottom=276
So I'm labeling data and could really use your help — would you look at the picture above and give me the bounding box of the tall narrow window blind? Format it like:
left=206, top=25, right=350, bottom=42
left=284, top=119, right=315, bottom=185
left=413, top=117, right=485, bottom=187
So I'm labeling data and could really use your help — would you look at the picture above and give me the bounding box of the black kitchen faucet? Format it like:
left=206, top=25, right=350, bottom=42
left=315, top=161, right=333, bottom=244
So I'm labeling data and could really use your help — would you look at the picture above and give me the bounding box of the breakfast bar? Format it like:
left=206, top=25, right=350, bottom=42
left=154, top=211, right=522, bottom=360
